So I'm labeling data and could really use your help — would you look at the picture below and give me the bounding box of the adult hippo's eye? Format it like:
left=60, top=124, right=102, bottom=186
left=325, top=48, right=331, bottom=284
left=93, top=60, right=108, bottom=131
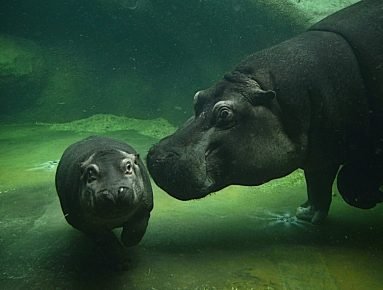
left=213, top=102, right=234, bottom=128
left=218, top=107, right=231, bottom=120
left=216, top=107, right=234, bottom=127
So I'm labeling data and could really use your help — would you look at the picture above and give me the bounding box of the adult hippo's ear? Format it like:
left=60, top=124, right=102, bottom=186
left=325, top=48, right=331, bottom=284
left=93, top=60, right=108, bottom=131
left=193, top=90, right=209, bottom=116
left=224, top=71, right=276, bottom=107
left=246, top=89, right=276, bottom=107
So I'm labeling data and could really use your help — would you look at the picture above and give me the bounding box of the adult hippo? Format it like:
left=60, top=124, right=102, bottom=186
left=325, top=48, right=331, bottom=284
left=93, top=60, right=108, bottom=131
left=147, top=0, right=383, bottom=224
left=56, top=136, right=153, bottom=266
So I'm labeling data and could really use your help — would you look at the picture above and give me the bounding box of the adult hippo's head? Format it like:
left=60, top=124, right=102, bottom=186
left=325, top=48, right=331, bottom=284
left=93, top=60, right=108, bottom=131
left=147, top=71, right=306, bottom=200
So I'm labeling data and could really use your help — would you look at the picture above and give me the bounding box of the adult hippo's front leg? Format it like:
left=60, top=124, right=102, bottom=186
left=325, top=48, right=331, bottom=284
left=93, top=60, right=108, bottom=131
left=297, top=166, right=339, bottom=224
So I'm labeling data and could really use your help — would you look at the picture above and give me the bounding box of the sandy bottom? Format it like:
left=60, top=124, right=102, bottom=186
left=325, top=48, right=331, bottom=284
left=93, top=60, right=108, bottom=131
left=0, top=123, right=382, bottom=290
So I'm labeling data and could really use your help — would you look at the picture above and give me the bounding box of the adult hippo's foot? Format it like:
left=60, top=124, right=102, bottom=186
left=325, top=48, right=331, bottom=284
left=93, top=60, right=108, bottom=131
left=296, top=201, right=328, bottom=225
left=294, top=166, right=338, bottom=224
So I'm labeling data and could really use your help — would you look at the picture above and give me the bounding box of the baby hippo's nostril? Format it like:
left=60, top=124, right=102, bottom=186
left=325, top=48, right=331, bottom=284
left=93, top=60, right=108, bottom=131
left=118, top=186, right=128, bottom=196
left=118, top=186, right=135, bottom=204
left=101, top=190, right=115, bottom=204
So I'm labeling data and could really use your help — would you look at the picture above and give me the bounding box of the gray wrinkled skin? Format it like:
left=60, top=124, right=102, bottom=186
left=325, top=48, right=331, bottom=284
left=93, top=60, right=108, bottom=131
left=55, top=136, right=153, bottom=266
left=78, top=150, right=144, bottom=223
left=147, top=0, right=383, bottom=225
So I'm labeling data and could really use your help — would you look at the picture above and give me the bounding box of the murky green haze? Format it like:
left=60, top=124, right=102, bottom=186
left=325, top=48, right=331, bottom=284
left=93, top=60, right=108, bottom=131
left=1, top=0, right=381, bottom=289
left=1, top=125, right=383, bottom=289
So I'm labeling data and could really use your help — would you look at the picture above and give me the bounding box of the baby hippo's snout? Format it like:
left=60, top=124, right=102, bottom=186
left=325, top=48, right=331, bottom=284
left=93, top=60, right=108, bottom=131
left=97, top=186, right=136, bottom=208
left=116, top=186, right=136, bottom=204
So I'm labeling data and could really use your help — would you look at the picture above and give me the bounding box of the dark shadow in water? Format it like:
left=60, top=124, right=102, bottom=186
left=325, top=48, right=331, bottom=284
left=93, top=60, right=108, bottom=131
left=0, top=184, right=142, bottom=289
left=48, top=232, right=138, bottom=288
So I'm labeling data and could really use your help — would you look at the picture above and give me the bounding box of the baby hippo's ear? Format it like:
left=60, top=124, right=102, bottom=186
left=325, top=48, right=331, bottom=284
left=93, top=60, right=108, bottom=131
left=79, top=153, right=95, bottom=173
left=247, top=89, right=276, bottom=106
left=134, top=153, right=140, bottom=164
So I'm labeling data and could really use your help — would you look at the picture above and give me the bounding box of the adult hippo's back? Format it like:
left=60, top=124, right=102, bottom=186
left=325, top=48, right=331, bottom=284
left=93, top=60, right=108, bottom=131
left=56, top=136, right=153, bottom=250
left=147, top=0, right=383, bottom=224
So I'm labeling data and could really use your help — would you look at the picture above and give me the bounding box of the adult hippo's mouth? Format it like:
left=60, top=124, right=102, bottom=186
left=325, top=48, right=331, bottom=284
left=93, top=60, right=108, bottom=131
left=146, top=144, right=219, bottom=200
left=147, top=135, right=268, bottom=200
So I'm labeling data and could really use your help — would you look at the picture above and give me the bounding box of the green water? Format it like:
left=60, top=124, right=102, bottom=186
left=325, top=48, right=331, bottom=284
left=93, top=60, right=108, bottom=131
left=0, top=124, right=383, bottom=289
left=0, top=0, right=381, bottom=289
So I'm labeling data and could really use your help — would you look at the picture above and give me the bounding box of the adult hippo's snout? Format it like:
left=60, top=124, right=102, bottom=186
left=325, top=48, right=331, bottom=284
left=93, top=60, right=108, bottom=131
left=147, top=140, right=216, bottom=200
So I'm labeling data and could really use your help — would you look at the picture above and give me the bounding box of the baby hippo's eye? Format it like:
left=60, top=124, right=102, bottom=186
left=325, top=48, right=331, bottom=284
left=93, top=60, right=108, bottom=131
left=124, top=161, right=133, bottom=175
left=87, top=168, right=98, bottom=183
left=134, top=154, right=140, bottom=165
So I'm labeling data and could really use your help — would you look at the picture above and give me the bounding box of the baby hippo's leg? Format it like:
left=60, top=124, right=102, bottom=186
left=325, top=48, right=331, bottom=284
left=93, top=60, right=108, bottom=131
left=121, top=210, right=151, bottom=247
left=83, top=228, right=129, bottom=270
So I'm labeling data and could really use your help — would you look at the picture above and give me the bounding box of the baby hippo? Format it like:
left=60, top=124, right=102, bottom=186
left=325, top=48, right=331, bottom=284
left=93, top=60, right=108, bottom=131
left=55, top=136, right=153, bottom=260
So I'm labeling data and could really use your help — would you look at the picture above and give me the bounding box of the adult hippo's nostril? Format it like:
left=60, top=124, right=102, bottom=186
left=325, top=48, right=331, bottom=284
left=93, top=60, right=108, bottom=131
left=160, top=151, right=180, bottom=160
left=147, top=147, right=181, bottom=169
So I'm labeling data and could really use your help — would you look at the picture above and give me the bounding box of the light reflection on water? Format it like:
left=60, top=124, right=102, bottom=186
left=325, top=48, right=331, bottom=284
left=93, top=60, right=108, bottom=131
left=26, top=160, right=59, bottom=171
left=248, top=209, right=311, bottom=229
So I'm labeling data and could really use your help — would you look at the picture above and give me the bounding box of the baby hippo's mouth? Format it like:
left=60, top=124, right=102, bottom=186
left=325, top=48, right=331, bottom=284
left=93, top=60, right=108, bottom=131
left=89, top=186, right=140, bottom=217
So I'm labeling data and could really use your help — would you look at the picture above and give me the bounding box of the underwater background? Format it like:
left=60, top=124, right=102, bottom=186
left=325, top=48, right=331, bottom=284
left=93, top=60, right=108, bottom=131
left=2, top=0, right=383, bottom=289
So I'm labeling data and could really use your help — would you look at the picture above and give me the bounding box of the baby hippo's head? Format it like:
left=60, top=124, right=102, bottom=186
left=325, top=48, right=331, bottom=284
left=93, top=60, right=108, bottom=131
left=79, top=149, right=144, bottom=218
